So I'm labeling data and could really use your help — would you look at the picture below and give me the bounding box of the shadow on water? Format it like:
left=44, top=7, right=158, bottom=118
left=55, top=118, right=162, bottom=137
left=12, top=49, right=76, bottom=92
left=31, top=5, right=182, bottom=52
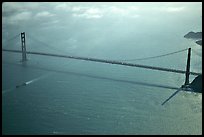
left=3, top=61, right=179, bottom=91
left=161, top=88, right=183, bottom=105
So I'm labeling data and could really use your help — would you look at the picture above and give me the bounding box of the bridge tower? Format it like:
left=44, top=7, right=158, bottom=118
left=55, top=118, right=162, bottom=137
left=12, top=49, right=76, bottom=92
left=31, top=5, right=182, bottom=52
left=21, top=32, right=27, bottom=62
left=183, top=48, right=191, bottom=86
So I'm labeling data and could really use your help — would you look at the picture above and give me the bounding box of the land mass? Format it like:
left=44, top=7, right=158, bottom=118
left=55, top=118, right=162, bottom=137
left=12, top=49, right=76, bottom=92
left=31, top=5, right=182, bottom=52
left=184, top=31, right=202, bottom=46
left=196, top=40, right=202, bottom=46
left=184, top=31, right=202, bottom=39
left=190, top=75, right=202, bottom=93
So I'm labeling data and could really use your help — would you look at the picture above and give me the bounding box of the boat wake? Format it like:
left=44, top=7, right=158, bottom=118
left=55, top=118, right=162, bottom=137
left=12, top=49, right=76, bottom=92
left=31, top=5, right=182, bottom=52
left=2, top=73, right=52, bottom=95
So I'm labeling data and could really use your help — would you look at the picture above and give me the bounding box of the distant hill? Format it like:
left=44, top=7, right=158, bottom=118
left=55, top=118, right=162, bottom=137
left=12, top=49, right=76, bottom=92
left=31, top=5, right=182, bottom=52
left=184, top=31, right=202, bottom=39
left=196, top=40, right=202, bottom=46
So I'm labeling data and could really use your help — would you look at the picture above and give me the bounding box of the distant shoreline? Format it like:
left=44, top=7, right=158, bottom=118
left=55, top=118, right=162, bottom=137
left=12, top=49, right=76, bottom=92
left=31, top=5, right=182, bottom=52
left=184, top=31, right=202, bottom=46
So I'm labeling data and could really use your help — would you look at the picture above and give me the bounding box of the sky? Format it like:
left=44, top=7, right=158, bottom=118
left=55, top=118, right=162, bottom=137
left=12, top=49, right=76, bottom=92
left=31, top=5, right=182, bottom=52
left=2, top=2, right=202, bottom=33
left=2, top=2, right=202, bottom=58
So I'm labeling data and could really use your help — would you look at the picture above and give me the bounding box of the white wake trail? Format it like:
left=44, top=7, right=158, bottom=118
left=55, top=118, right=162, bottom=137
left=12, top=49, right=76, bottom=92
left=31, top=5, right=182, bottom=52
left=2, top=73, right=52, bottom=95
left=25, top=73, right=52, bottom=85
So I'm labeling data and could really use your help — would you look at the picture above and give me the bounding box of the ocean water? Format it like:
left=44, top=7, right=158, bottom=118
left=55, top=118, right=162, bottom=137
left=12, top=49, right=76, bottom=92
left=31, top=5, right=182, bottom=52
left=2, top=2, right=202, bottom=135
left=2, top=40, right=202, bottom=135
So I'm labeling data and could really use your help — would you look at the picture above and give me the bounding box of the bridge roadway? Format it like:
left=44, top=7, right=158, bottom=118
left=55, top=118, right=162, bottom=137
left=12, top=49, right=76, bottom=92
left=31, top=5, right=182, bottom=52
left=2, top=49, right=201, bottom=76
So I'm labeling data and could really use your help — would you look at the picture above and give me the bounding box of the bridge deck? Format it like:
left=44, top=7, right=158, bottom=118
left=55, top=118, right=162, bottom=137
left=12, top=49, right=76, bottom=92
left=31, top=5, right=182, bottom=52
left=2, top=49, right=201, bottom=76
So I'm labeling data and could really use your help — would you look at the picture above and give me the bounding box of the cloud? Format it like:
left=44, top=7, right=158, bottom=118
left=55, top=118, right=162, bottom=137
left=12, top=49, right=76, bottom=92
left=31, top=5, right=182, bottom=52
left=2, top=2, right=25, bottom=13
left=131, top=14, right=140, bottom=18
left=71, top=6, right=85, bottom=12
left=127, top=6, right=140, bottom=11
left=15, top=11, right=32, bottom=20
left=106, top=6, right=140, bottom=18
left=54, top=3, right=71, bottom=11
left=3, top=11, right=32, bottom=25
left=2, top=2, right=56, bottom=25
left=71, top=6, right=141, bottom=19
left=35, top=11, right=55, bottom=18
left=165, top=7, right=185, bottom=12
left=152, top=6, right=185, bottom=13
left=109, top=6, right=128, bottom=15
left=72, top=7, right=103, bottom=19
left=40, top=19, right=60, bottom=27
left=2, top=2, right=41, bottom=14
left=85, top=8, right=101, bottom=14
left=72, top=13, right=102, bottom=19
left=2, top=2, right=199, bottom=29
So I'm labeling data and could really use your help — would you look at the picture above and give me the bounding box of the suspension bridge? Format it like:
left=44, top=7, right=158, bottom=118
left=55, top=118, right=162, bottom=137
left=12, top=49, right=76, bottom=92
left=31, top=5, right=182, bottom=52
left=2, top=32, right=202, bottom=88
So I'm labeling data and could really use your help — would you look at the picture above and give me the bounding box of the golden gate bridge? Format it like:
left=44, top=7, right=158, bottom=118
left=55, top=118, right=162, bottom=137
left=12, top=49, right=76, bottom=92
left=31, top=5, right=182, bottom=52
left=2, top=32, right=202, bottom=105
